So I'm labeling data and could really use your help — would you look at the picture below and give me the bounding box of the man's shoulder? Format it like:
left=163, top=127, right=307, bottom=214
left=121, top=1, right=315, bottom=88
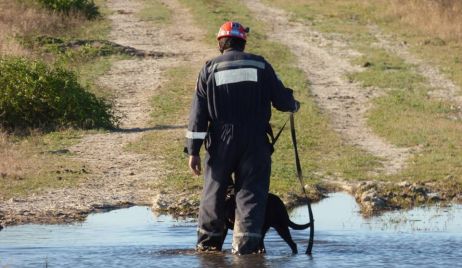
left=231, top=51, right=267, bottom=63
left=202, top=51, right=270, bottom=73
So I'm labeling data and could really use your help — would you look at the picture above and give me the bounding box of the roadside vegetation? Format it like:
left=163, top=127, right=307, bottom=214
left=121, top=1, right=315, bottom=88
left=0, top=0, right=116, bottom=200
left=263, top=0, right=462, bottom=206
left=37, top=0, right=100, bottom=19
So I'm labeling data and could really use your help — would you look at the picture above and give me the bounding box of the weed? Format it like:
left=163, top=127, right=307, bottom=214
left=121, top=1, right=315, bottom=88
left=0, top=56, right=117, bottom=131
left=37, top=0, right=100, bottom=20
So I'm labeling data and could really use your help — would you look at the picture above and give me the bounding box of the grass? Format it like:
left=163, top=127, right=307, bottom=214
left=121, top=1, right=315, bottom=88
left=138, top=0, right=172, bottom=24
left=126, top=66, right=203, bottom=192
left=0, top=130, right=88, bottom=200
left=386, top=0, right=462, bottom=42
left=127, top=0, right=382, bottom=202
left=263, top=0, right=462, bottom=191
left=264, top=0, right=462, bottom=90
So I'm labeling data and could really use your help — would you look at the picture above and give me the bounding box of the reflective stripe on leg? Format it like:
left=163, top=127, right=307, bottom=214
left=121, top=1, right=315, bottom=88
left=197, top=228, right=224, bottom=237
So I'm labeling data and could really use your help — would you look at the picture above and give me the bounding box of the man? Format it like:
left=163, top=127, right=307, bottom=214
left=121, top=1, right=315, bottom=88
left=185, top=21, right=299, bottom=255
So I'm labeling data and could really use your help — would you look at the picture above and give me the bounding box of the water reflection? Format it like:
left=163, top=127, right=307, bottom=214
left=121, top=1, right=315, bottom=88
left=1, top=193, right=461, bottom=267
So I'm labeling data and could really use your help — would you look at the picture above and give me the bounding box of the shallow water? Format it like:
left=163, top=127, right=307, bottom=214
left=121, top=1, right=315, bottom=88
left=1, top=193, right=461, bottom=267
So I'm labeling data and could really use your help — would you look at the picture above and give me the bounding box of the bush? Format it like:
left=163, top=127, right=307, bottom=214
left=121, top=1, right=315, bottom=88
left=0, top=56, right=117, bottom=131
left=37, top=0, right=100, bottom=19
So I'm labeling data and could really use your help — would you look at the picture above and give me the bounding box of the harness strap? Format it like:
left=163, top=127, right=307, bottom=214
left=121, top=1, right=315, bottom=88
left=268, top=117, right=289, bottom=146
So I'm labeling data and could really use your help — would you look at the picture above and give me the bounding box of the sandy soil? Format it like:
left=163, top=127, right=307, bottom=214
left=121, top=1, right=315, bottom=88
left=0, top=0, right=215, bottom=226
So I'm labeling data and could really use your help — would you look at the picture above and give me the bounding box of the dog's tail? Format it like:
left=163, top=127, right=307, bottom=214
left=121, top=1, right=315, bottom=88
left=289, top=220, right=311, bottom=230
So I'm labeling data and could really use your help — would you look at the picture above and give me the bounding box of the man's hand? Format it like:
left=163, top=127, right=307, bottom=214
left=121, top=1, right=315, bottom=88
left=189, top=155, right=201, bottom=176
left=293, top=100, right=301, bottom=113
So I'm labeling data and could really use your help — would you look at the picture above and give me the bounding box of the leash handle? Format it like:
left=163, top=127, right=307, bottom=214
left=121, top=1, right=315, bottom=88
left=289, top=113, right=314, bottom=255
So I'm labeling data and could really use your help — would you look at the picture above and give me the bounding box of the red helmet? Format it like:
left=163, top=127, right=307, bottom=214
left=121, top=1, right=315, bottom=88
left=216, top=21, right=249, bottom=41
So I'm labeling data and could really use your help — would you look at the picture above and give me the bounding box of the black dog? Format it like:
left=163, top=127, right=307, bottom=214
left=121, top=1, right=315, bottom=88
left=224, top=192, right=310, bottom=254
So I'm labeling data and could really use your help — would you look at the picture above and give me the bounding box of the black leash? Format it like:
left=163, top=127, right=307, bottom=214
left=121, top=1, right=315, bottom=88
left=270, top=114, right=314, bottom=255
left=269, top=117, right=289, bottom=147
left=289, top=113, right=314, bottom=255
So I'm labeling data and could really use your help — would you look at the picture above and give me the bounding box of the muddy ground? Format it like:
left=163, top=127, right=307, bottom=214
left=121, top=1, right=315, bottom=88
left=1, top=0, right=461, bottom=227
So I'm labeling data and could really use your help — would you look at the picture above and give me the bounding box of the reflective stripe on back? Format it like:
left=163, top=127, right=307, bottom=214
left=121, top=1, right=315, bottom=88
left=209, top=59, right=265, bottom=72
left=214, top=68, right=258, bottom=86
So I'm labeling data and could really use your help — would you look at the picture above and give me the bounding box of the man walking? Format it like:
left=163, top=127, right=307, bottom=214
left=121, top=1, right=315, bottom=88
left=185, top=21, right=299, bottom=255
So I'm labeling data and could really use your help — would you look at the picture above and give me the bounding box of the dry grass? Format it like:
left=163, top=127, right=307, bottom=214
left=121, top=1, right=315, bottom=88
left=0, top=132, right=30, bottom=180
left=0, top=0, right=87, bottom=57
left=386, top=0, right=462, bottom=41
left=0, top=130, right=86, bottom=200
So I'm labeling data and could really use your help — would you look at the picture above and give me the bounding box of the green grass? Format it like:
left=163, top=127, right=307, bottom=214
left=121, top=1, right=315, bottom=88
left=138, top=0, right=171, bottom=24
left=348, top=49, right=425, bottom=89
left=126, top=66, right=203, bottom=192
left=264, top=0, right=462, bottom=190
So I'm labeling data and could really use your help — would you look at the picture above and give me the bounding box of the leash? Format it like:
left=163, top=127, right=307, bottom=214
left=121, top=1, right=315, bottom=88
left=289, top=113, right=314, bottom=255
left=270, top=114, right=315, bottom=254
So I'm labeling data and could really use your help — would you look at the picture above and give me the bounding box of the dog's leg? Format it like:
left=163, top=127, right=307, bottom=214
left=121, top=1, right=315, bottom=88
left=275, top=227, right=298, bottom=254
left=221, top=226, right=228, bottom=246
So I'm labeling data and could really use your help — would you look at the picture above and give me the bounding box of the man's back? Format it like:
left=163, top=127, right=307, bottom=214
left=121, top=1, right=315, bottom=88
left=195, top=49, right=295, bottom=131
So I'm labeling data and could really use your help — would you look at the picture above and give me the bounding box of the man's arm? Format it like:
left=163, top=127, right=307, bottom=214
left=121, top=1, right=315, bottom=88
left=265, top=62, right=299, bottom=112
left=185, top=66, right=209, bottom=175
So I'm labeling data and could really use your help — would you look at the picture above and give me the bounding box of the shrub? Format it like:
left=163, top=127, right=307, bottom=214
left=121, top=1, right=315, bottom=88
left=0, top=56, right=117, bottom=131
left=37, top=0, right=100, bottom=19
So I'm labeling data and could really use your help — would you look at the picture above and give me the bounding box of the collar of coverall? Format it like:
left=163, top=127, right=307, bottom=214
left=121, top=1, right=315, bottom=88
left=222, top=48, right=244, bottom=54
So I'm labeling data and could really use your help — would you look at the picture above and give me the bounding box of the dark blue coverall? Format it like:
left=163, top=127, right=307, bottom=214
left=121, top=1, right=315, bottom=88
left=185, top=49, right=298, bottom=254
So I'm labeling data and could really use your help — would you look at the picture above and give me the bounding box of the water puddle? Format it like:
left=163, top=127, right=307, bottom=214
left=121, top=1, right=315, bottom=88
left=1, top=193, right=461, bottom=267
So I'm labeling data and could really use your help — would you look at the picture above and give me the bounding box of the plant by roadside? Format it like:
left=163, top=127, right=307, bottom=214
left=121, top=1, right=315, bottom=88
left=0, top=56, right=117, bottom=131
left=37, top=0, right=100, bottom=19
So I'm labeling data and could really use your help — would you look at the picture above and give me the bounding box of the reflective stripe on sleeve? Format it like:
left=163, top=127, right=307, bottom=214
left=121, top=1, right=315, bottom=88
left=185, top=131, right=207, bottom=139
left=214, top=68, right=258, bottom=86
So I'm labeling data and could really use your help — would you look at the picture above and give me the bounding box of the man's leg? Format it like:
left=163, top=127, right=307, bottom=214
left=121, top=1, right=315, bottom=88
left=232, top=142, right=271, bottom=255
left=197, top=151, right=233, bottom=251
